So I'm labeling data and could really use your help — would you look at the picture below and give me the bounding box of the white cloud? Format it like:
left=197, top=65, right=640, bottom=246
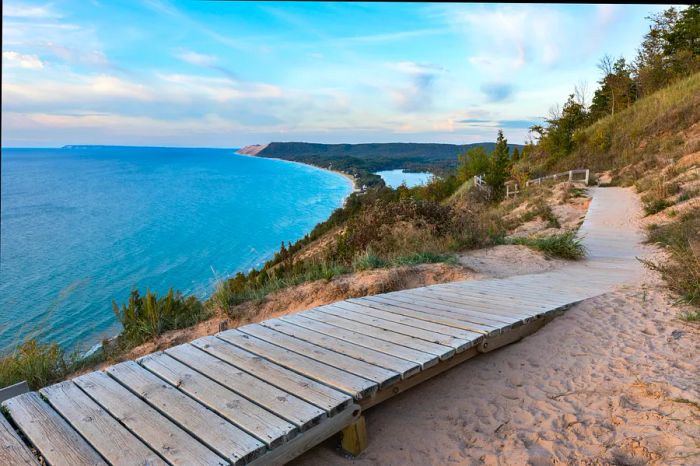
left=2, top=51, right=45, bottom=69
left=442, top=5, right=569, bottom=74
left=176, top=50, right=218, bottom=67
left=3, top=2, right=60, bottom=18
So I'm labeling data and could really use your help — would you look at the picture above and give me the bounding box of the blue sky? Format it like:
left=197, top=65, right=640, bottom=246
left=2, top=2, right=670, bottom=147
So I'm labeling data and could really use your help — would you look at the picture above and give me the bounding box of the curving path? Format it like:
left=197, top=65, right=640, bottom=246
left=1, top=188, right=645, bottom=466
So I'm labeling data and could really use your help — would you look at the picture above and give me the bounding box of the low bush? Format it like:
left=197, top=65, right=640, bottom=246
left=0, top=340, right=68, bottom=390
left=113, top=288, right=210, bottom=348
left=506, top=232, right=587, bottom=260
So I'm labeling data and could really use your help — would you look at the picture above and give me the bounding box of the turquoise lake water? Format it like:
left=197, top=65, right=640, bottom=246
left=375, top=169, right=433, bottom=188
left=0, top=147, right=352, bottom=353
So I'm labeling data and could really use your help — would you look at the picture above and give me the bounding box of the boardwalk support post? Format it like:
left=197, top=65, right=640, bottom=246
left=340, top=414, right=367, bottom=457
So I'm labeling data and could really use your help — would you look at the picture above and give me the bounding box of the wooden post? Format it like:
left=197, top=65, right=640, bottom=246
left=340, top=415, right=367, bottom=457
left=569, top=170, right=573, bottom=181
left=584, top=169, right=589, bottom=185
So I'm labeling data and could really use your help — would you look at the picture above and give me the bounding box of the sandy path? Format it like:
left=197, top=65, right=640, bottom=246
left=292, top=188, right=700, bottom=465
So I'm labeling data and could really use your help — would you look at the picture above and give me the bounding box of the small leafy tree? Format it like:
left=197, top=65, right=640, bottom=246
left=457, top=146, right=490, bottom=182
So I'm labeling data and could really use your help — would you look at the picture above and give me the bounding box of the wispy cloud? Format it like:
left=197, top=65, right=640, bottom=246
left=3, top=2, right=61, bottom=18
left=459, top=118, right=540, bottom=129
left=2, top=51, right=44, bottom=69
left=479, top=83, right=515, bottom=102
left=386, top=61, right=446, bottom=112
left=439, top=4, right=569, bottom=74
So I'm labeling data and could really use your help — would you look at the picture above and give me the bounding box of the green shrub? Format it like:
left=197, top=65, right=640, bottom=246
left=506, top=232, right=586, bottom=260
left=644, top=198, right=674, bottom=215
left=390, top=252, right=455, bottom=266
left=352, top=251, right=387, bottom=271
left=1, top=340, right=68, bottom=390
left=113, top=288, right=209, bottom=348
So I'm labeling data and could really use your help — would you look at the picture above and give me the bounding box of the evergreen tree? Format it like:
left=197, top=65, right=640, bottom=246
left=485, top=130, right=512, bottom=200
left=512, top=147, right=520, bottom=162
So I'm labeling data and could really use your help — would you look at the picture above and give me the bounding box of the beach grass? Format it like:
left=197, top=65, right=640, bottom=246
left=642, top=210, right=700, bottom=309
left=503, top=232, right=586, bottom=260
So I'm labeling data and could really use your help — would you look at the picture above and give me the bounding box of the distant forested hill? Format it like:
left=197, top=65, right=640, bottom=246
left=247, top=141, right=523, bottom=187
left=254, top=142, right=523, bottom=172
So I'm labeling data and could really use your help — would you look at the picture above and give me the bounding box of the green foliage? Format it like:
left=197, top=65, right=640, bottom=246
left=352, top=250, right=388, bottom=271
left=484, top=130, right=512, bottom=200
left=635, top=6, right=700, bottom=96
left=457, top=146, right=490, bottom=182
left=0, top=340, right=68, bottom=390
left=505, top=232, right=586, bottom=260
left=643, top=211, right=700, bottom=307
left=644, top=198, right=674, bottom=215
left=536, top=94, right=590, bottom=165
left=113, top=288, right=209, bottom=348
left=390, top=252, right=456, bottom=266
left=257, top=141, right=523, bottom=176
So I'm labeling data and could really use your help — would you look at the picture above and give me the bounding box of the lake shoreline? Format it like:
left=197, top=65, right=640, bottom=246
left=234, top=149, right=360, bottom=194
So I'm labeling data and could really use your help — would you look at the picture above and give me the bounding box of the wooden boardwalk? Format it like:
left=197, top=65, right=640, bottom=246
left=1, top=188, right=643, bottom=466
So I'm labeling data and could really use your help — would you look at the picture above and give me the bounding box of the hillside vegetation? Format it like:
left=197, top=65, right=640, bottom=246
left=2, top=5, right=697, bottom=391
left=249, top=141, right=523, bottom=187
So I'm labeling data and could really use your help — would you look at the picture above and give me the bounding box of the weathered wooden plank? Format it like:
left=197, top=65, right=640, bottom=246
left=417, top=286, right=549, bottom=316
left=358, top=295, right=496, bottom=335
left=138, top=351, right=293, bottom=448
left=0, top=410, right=39, bottom=465
left=40, top=381, right=166, bottom=466
left=374, top=291, right=511, bottom=329
left=309, top=305, right=459, bottom=357
left=337, top=299, right=483, bottom=342
left=240, top=324, right=401, bottom=387
left=74, top=371, right=227, bottom=466
left=216, top=330, right=377, bottom=400
left=446, top=282, right=581, bottom=305
left=2, top=392, right=107, bottom=466
left=280, top=314, right=439, bottom=369
left=166, top=343, right=326, bottom=429
left=191, top=336, right=351, bottom=415
left=107, top=360, right=267, bottom=464
left=394, top=289, right=525, bottom=325
left=262, top=318, right=420, bottom=378
left=377, top=293, right=508, bottom=329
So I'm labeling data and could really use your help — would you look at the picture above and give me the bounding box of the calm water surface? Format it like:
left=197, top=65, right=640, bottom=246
left=0, top=147, right=352, bottom=352
left=375, top=169, right=433, bottom=188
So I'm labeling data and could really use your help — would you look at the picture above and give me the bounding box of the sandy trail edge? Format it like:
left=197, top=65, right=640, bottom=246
left=292, top=188, right=700, bottom=465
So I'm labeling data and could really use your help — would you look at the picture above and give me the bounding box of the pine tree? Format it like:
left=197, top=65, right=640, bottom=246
left=485, top=130, right=512, bottom=200
left=512, top=147, right=520, bottom=162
